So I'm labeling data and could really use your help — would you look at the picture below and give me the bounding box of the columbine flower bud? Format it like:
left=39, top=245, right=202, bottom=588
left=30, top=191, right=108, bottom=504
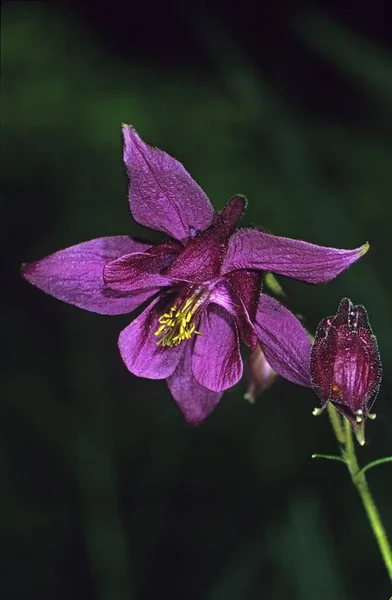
left=310, top=298, right=382, bottom=444
left=244, top=345, right=278, bottom=403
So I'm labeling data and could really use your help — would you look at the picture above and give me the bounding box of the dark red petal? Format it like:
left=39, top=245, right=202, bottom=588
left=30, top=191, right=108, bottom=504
left=104, top=239, right=181, bottom=292
left=165, top=236, right=226, bottom=282
left=165, top=196, right=247, bottom=283
left=226, top=269, right=262, bottom=322
left=333, top=298, right=353, bottom=327
left=211, top=271, right=262, bottom=349
left=211, top=195, right=247, bottom=242
left=310, top=325, right=338, bottom=405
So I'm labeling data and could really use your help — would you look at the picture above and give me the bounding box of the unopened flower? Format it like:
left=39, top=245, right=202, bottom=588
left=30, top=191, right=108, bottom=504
left=310, top=298, right=382, bottom=444
left=244, top=345, right=278, bottom=403
left=22, top=126, right=369, bottom=424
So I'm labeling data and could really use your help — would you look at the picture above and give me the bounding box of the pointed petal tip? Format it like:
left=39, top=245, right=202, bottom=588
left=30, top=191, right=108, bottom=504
left=356, top=432, right=366, bottom=446
left=122, top=123, right=135, bottom=139
left=353, top=419, right=366, bottom=446
left=122, top=123, right=140, bottom=143
left=360, top=241, right=370, bottom=257
left=20, top=260, right=36, bottom=281
left=182, top=413, right=205, bottom=427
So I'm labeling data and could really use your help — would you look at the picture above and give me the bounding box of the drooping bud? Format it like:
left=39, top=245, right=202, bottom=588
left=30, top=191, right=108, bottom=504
left=310, top=298, right=382, bottom=444
left=244, top=345, right=278, bottom=403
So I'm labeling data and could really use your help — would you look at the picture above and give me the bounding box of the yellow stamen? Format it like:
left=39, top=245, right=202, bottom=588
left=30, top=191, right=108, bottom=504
left=154, top=293, right=204, bottom=347
left=154, top=325, right=166, bottom=336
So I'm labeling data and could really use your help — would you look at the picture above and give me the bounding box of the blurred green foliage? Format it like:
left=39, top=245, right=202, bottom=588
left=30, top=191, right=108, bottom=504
left=2, top=3, right=392, bottom=600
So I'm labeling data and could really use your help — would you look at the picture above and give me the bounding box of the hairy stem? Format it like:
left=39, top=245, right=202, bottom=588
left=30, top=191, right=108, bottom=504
left=342, top=417, right=392, bottom=580
left=326, top=405, right=392, bottom=580
left=327, top=403, right=346, bottom=445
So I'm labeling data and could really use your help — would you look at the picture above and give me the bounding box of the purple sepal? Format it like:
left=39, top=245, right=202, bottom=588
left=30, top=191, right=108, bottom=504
left=22, top=236, right=153, bottom=315
left=222, top=228, right=369, bottom=284
left=255, top=295, right=312, bottom=387
left=122, top=124, right=214, bottom=242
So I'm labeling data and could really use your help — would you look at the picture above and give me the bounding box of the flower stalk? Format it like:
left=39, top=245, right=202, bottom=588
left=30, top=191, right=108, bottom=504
left=318, top=404, right=392, bottom=580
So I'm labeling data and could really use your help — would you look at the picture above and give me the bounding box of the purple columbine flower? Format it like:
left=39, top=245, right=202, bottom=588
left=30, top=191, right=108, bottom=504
left=22, top=125, right=369, bottom=424
left=310, top=298, right=382, bottom=444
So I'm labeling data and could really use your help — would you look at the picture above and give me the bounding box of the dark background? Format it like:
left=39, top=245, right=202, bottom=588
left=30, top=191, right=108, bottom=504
left=2, top=2, right=392, bottom=599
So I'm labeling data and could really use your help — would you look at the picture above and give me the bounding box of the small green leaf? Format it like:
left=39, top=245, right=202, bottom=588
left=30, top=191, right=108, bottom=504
left=312, top=453, right=346, bottom=464
left=357, top=457, right=392, bottom=478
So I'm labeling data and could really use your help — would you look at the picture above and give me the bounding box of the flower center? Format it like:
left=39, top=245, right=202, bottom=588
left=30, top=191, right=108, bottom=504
left=154, top=286, right=208, bottom=347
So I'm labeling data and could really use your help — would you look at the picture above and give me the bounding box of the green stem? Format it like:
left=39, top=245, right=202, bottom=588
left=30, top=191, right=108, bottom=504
left=327, top=403, right=346, bottom=445
left=354, top=478, right=392, bottom=581
left=342, top=417, right=358, bottom=476
left=328, top=410, right=392, bottom=580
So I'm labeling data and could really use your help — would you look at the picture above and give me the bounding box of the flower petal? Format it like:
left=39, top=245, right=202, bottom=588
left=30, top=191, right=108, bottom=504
left=167, top=340, right=223, bottom=425
left=192, top=304, right=243, bottom=392
left=165, top=234, right=225, bottom=282
left=255, top=295, right=312, bottom=387
left=22, top=236, right=154, bottom=315
left=210, top=275, right=259, bottom=349
left=165, top=196, right=247, bottom=283
left=118, top=297, right=185, bottom=379
left=222, top=228, right=369, bottom=284
left=226, top=269, right=261, bottom=322
left=211, top=195, right=247, bottom=240
left=104, top=254, right=172, bottom=292
left=104, top=240, right=181, bottom=292
left=123, top=125, right=214, bottom=242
